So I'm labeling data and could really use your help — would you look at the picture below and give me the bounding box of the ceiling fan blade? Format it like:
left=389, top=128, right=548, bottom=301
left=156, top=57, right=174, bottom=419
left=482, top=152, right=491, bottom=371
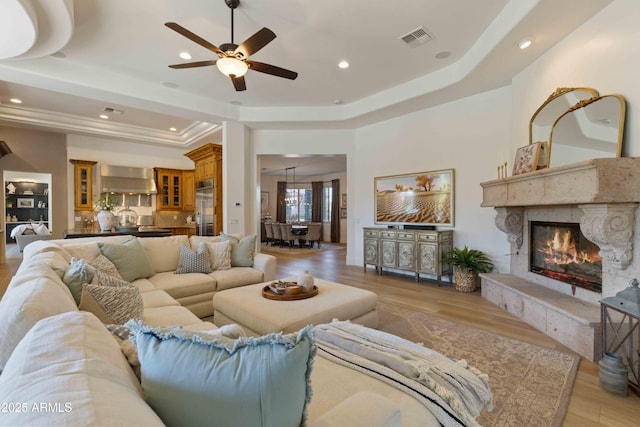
left=246, top=60, right=298, bottom=80
left=165, top=22, right=224, bottom=56
left=231, top=75, right=247, bottom=91
left=235, top=27, right=276, bottom=59
left=168, top=60, right=218, bottom=69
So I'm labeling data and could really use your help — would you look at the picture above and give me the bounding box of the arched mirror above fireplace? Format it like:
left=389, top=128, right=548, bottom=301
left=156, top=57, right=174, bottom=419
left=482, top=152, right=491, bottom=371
left=549, top=94, right=625, bottom=167
left=529, top=87, right=599, bottom=147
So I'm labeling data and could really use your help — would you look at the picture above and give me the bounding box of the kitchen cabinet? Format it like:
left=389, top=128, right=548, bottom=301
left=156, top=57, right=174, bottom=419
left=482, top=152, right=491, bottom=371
left=182, top=170, right=195, bottom=212
left=154, top=168, right=196, bottom=212
left=184, top=143, right=223, bottom=234
left=70, top=159, right=97, bottom=211
left=363, top=227, right=453, bottom=283
left=155, top=168, right=182, bottom=211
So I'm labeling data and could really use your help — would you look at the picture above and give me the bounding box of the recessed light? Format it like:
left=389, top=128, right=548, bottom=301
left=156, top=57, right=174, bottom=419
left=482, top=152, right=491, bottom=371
left=99, top=114, right=109, bottom=119
left=9, top=98, right=22, bottom=104
left=169, top=127, right=177, bottom=131
left=334, top=99, right=344, bottom=105
left=338, top=61, right=349, bottom=69
left=179, top=52, right=192, bottom=60
left=517, top=37, right=534, bottom=50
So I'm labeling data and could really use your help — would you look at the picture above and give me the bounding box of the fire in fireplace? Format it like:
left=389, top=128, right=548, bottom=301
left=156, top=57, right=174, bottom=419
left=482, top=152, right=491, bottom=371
left=529, top=221, right=602, bottom=293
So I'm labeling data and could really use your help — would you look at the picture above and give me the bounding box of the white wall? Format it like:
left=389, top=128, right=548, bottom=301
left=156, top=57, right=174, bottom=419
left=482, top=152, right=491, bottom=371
left=351, top=86, right=513, bottom=271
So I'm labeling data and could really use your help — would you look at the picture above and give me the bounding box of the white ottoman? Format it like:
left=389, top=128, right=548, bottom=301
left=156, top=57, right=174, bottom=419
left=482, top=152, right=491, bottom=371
left=213, top=279, right=378, bottom=336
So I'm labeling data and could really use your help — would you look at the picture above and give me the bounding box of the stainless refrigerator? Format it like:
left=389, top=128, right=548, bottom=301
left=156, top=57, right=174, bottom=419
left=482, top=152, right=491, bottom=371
left=195, top=179, right=215, bottom=236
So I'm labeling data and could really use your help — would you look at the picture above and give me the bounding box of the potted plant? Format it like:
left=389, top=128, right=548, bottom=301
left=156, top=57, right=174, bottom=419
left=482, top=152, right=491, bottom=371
left=444, top=245, right=494, bottom=292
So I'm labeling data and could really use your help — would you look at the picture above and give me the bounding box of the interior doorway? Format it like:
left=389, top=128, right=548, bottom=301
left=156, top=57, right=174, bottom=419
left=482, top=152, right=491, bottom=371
left=3, top=171, right=52, bottom=259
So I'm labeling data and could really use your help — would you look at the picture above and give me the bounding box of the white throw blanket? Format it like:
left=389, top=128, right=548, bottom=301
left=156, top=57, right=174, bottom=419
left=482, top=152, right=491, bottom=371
left=314, top=321, right=493, bottom=427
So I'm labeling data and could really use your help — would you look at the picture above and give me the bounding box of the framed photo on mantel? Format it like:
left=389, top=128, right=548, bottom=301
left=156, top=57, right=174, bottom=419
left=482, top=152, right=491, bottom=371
left=374, top=168, right=454, bottom=227
left=512, top=142, right=542, bottom=175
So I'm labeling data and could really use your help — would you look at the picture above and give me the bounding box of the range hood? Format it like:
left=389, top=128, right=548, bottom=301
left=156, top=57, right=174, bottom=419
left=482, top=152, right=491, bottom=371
left=100, top=165, right=157, bottom=194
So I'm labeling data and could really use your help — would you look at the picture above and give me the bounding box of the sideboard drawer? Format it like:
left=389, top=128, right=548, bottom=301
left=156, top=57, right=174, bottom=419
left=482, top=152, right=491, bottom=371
left=364, top=229, right=379, bottom=238
left=418, top=233, right=437, bottom=242
left=381, top=231, right=396, bottom=238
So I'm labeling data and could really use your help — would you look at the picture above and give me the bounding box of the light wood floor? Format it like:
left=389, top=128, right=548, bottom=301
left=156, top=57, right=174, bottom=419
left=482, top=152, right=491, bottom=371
left=1, top=243, right=638, bottom=426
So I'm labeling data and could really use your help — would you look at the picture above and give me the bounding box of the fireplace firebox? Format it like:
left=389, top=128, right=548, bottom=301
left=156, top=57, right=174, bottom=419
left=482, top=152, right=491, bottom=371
left=529, top=221, right=602, bottom=293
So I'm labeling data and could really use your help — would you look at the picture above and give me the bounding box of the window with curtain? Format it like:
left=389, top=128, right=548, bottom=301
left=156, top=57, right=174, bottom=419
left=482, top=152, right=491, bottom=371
left=285, top=187, right=312, bottom=222
left=322, top=184, right=332, bottom=222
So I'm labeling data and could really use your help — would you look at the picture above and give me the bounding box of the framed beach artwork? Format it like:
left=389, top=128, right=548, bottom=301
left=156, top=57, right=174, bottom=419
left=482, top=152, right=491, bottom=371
left=512, top=142, right=542, bottom=175
left=260, top=191, right=269, bottom=217
left=17, top=198, right=35, bottom=208
left=374, top=169, right=454, bottom=227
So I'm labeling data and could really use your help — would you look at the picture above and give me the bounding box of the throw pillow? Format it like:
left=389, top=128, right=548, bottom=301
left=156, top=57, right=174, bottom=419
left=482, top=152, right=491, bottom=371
left=126, top=321, right=315, bottom=427
left=204, top=241, right=232, bottom=270
left=219, top=233, right=256, bottom=267
left=175, top=243, right=211, bottom=274
left=35, top=224, right=51, bottom=235
left=62, top=257, right=96, bottom=305
left=98, top=238, right=155, bottom=282
left=90, top=254, right=122, bottom=280
left=79, top=271, right=143, bottom=325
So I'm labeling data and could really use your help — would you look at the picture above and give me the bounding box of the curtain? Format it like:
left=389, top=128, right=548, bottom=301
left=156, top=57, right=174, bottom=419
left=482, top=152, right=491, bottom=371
left=276, top=181, right=287, bottom=223
left=311, top=181, right=323, bottom=223
left=331, top=179, right=340, bottom=242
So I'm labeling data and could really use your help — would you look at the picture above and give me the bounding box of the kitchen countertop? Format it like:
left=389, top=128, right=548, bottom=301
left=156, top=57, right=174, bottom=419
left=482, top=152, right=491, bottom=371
left=63, top=228, right=172, bottom=239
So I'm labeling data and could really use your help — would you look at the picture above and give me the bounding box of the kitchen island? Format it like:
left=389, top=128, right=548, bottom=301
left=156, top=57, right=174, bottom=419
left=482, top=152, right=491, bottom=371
left=62, top=228, right=172, bottom=239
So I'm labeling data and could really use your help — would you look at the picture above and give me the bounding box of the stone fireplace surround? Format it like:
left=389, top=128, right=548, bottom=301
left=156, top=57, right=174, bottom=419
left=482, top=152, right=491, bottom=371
left=479, top=157, right=640, bottom=361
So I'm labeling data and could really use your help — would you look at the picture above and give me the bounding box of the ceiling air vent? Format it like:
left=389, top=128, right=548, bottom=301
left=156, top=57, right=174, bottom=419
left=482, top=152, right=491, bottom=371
left=103, top=106, right=124, bottom=115
left=400, top=26, right=433, bottom=47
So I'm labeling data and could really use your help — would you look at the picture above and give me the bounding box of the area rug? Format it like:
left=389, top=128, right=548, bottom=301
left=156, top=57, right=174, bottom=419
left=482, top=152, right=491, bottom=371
left=376, top=301, right=580, bottom=427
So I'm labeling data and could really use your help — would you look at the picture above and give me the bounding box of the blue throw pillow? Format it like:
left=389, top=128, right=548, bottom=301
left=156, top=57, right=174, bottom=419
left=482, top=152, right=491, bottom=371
left=219, top=233, right=256, bottom=267
left=98, top=238, right=155, bottom=282
left=62, top=257, right=95, bottom=305
left=126, top=321, right=315, bottom=427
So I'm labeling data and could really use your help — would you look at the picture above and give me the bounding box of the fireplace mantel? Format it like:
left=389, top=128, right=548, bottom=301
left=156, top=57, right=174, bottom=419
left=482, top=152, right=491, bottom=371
left=481, top=158, right=640, bottom=269
left=480, top=157, right=640, bottom=208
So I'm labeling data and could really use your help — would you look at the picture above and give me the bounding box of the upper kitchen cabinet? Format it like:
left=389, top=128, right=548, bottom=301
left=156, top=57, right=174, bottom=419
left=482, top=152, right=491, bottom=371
left=185, top=143, right=223, bottom=233
left=70, top=159, right=97, bottom=211
left=154, top=168, right=196, bottom=212
left=155, top=168, right=182, bottom=211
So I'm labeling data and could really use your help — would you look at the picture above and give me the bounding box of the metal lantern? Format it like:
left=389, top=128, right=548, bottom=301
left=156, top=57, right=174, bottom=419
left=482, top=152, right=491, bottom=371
left=600, top=278, right=640, bottom=395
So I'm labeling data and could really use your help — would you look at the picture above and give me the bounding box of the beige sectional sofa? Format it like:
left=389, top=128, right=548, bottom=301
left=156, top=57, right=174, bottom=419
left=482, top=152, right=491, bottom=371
left=0, top=234, right=443, bottom=427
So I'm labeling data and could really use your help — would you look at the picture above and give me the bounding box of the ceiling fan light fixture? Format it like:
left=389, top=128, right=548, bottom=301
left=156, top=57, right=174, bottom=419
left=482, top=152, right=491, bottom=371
left=217, top=56, right=248, bottom=77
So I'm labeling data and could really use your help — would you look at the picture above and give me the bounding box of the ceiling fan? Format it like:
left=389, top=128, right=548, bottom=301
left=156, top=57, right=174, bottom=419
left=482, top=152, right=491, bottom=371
left=165, top=0, right=298, bottom=92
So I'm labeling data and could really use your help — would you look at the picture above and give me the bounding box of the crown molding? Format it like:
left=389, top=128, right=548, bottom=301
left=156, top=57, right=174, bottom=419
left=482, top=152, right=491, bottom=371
left=0, top=104, right=218, bottom=146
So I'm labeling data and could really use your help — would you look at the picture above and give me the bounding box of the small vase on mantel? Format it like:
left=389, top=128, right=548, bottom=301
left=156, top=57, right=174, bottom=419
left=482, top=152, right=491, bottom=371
left=599, top=352, right=628, bottom=396
left=97, top=210, right=114, bottom=232
left=298, top=270, right=315, bottom=293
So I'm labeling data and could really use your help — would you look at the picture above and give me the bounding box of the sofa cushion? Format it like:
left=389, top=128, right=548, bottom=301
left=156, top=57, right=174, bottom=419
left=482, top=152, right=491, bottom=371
left=220, top=232, right=256, bottom=267
left=139, top=235, right=189, bottom=273
left=142, top=305, right=203, bottom=327
left=148, top=271, right=217, bottom=299
left=210, top=267, right=264, bottom=291
left=126, top=321, right=315, bottom=427
left=0, top=311, right=164, bottom=426
left=18, top=250, right=70, bottom=279
left=175, top=242, right=211, bottom=274
left=189, top=234, right=242, bottom=248
left=98, top=238, right=155, bottom=282
left=63, top=257, right=96, bottom=305
left=141, top=290, right=181, bottom=309
left=61, top=241, right=102, bottom=261
left=131, top=278, right=157, bottom=293
left=0, top=275, right=78, bottom=372
left=205, top=240, right=232, bottom=270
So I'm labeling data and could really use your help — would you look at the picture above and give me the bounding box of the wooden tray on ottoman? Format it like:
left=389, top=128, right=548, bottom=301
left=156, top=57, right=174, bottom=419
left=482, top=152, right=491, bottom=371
left=262, top=284, right=318, bottom=301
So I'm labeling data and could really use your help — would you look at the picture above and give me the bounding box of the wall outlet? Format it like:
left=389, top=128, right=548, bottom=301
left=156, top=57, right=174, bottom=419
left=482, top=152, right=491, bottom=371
left=173, top=215, right=177, bottom=220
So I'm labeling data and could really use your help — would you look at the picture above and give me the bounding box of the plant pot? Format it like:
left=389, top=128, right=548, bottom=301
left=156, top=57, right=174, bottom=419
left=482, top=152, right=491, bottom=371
left=97, top=210, right=115, bottom=232
left=453, top=266, right=479, bottom=292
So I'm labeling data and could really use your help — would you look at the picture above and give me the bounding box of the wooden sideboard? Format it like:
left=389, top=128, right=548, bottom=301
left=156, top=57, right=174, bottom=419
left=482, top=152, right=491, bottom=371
left=363, top=227, right=453, bottom=283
